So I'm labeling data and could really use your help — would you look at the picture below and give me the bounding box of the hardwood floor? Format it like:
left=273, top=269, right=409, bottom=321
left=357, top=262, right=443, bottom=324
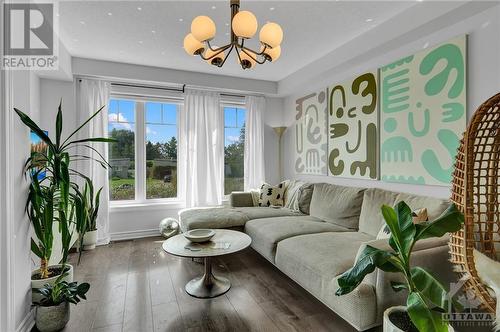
left=39, top=236, right=368, bottom=332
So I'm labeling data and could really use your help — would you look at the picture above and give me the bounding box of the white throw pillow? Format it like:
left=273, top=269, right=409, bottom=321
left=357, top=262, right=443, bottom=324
left=258, top=182, right=286, bottom=207
left=376, top=208, right=429, bottom=240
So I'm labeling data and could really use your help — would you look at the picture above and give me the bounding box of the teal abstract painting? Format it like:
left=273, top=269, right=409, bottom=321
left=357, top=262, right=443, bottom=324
left=380, top=35, right=467, bottom=186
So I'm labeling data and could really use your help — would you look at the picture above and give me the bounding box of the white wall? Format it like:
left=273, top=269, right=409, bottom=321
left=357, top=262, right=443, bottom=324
left=1, top=70, right=41, bottom=331
left=282, top=5, right=500, bottom=199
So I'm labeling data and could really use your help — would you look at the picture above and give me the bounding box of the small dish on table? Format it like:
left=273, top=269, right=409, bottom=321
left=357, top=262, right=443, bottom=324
left=183, top=229, right=215, bottom=243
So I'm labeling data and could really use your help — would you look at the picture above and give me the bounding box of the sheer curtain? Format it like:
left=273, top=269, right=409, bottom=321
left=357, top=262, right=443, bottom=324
left=179, top=89, right=224, bottom=207
left=244, top=96, right=266, bottom=191
left=76, top=79, right=111, bottom=245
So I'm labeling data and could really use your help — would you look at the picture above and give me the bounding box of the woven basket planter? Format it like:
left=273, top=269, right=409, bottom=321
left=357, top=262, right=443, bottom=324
left=449, top=92, right=500, bottom=313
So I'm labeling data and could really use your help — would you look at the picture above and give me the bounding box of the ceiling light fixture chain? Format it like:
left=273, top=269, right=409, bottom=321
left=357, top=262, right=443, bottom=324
left=183, top=0, right=283, bottom=70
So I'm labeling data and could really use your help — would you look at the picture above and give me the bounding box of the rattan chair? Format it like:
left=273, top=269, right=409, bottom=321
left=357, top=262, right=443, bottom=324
left=449, top=92, right=500, bottom=313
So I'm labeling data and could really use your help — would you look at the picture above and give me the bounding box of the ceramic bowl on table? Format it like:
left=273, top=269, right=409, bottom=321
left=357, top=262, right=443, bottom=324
left=183, top=229, right=215, bottom=243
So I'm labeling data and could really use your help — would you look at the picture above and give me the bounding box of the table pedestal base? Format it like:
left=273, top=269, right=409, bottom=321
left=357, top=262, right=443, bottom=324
left=185, top=257, right=230, bottom=298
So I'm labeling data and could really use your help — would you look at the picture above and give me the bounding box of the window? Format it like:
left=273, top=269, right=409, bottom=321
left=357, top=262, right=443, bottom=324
left=108, top=98, right=179, bottom=202
left=224, top=106, right=246, bottom=195
left=108, top=99, right=136, bottom=201
left=145, top=102, right=178, bottom=199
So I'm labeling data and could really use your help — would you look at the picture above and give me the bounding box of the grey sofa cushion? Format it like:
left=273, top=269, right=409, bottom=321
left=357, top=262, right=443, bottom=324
left=309, top=183, right=365, bottom=229
left=179, top=206, right=303, bottom=232
left=358, top=188, right=450, bottom=237
left=244, top=216, right=350, bottom=263
left=275, top=232, right=376, bottom=330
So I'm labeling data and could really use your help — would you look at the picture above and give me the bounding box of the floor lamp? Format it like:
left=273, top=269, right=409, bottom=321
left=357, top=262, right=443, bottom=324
left=273, top=126, right=287, bottom=181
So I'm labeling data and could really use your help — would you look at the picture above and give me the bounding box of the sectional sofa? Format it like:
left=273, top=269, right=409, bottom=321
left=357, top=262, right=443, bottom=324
left=178, top=182, right=456, bottom=331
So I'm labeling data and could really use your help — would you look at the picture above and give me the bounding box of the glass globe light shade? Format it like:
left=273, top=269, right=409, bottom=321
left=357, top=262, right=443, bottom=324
left=261, top=45, right=281, bottom=62
left=238, top=50, right=256, bottom=69
left=159, top=218, right=179, bottom=238
left=191, top=15, right=216, bottom=42
left=183, top=33, right=205, bottom=55
left=232, top=11, right=258, bottom=39
left=259, top=22, right=283, bottom=48
left=205, top=47, right=225, bottom=66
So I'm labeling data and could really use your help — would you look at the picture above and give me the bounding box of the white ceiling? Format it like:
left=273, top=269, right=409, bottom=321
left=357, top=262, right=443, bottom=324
left=58, top=1, right=415, bottom=81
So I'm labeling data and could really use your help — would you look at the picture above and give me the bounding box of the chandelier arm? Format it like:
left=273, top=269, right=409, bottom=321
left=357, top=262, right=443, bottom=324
left=206, top=40, right=233, bottom=53
left=235, top=46, right=246, bottom=69
left=242, top=44, right=267, bottom=56
left=199, top=44, right=232, bottom=60
left=240, top=47, right=267, bottom=65
left=217, top=44, right=235, bottom=67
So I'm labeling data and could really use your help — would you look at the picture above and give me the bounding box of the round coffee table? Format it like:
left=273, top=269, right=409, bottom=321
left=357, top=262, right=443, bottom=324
left=162, top=229, right=251, bottom=298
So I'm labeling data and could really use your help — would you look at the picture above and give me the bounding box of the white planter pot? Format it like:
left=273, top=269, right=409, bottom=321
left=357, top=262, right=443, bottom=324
left=31, top=264, right=73, bottom=303
left=384, top=306, right=454, bottom=332
left=82, top=229, right=98, bottom=250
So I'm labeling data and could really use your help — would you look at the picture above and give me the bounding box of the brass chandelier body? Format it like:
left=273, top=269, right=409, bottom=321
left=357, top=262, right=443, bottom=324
left=183, top=0, right=283, bottom=69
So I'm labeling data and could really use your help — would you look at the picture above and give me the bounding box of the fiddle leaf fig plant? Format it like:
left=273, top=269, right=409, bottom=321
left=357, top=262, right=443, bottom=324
left=335, top=201, right=464, bottom=332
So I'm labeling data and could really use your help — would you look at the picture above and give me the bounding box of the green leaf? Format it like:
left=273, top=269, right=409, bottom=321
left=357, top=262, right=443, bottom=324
left=381, top=204, right=402, bottom=252
left=31, top=239, right=44, bottom=259
left=415, top=204, right=464, bottom=241
left=395, top=201, right=416, bottom=257
left=14, top=108, right=55, bottom=151
left=61, top=105, right=106, bottom=146
left=336, top=245, right=400, bottom=295
left=55, top=100, right=63, bottom=148
left=411, top=267, right=449, bottom=311
left=390, top=281, right=408, bottom=292
left=407, top=291, right=448, bottom=332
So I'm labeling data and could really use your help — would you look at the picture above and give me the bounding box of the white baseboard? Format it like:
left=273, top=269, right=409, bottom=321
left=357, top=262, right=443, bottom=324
left=110, top=229, right=160, bottom=241
left=16, top=308, right=34, bottom=332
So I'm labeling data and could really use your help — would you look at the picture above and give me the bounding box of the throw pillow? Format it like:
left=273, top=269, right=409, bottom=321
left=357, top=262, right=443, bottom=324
left=297, top=183, right=314, bottom=214
left=376, top=207, right=429, bottom=239
left=258, top=182, right=286, bottom=207
left=284, top=180, right=305, bottom=211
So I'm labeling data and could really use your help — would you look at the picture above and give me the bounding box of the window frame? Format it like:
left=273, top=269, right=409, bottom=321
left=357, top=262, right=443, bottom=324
left=221, top=102, right=246, bottom=199
left=109, top=94, right=182, bottom=206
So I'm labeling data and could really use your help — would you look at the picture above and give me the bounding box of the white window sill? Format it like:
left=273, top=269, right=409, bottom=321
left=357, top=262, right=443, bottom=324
left=110, top=200, right=185, bottom=211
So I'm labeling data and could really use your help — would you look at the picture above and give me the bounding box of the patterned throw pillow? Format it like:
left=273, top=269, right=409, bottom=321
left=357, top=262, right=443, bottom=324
left=376, top=208, right=429, bottom=239
left=258, top=182, right=286, bottom=207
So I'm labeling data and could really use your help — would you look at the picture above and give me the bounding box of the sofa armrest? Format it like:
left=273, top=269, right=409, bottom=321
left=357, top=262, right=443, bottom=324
left=356, top=236, right=456, bottom=323
left=229, top=192, right=255, bottom=207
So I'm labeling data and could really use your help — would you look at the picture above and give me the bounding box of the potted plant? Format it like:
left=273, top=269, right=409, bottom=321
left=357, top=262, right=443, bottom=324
left=33, top=275, right=90, bottom=332
left=15, top=103, right=114, bottom=296
left=74, top=177, right=102, bottom=259
left=336, top=201, right=464, bottom=332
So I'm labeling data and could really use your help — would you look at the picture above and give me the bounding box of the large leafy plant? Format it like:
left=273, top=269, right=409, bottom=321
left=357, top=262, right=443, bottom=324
left=336, top=201, right=464, bottom=332
left=33, top=274, right=90, bottom=306
left=16, top=102, right=113, bottom=278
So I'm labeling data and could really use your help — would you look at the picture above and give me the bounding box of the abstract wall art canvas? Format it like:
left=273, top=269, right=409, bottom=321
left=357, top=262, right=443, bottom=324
left=294, top=89, right=328, bottom=175
left=380, top=35, right=467, bottom=186
left=328, top=71, right=379, bottom=179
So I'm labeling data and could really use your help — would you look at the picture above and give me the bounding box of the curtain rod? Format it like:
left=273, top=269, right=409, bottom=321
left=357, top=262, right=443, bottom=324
left=78, top=76, right=255, bottom=99
left=109, top=82, right=185, bottom=93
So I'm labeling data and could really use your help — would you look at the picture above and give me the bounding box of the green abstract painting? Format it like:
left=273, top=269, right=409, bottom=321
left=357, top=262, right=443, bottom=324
left=380, top=35, right=467, bottom=186
left=328, top=71, right=379, bottom=179
left=295, top=89, right=328, bottom=175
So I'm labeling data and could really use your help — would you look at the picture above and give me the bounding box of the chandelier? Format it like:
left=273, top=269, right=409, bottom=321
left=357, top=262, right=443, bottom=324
left=183, top=0, right=283, bottom=69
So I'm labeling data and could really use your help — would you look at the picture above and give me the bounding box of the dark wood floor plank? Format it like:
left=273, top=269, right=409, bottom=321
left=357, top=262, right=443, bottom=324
left=57, top=236, right=376, bottom=332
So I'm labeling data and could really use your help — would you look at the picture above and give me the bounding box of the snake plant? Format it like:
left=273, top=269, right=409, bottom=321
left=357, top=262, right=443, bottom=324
left=336, top=201, right=464, bottom=332
left=16, top=101, right=114, bottom=279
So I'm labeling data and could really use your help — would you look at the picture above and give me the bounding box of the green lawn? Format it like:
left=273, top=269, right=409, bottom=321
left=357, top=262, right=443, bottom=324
left=110, top=178, right=177, bottom=200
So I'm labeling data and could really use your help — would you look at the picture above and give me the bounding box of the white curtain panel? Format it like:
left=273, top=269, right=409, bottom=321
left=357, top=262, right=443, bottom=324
left=179, top=89, right=223, bottom=207
left=76, top=79, right=111, bottom=245
left=244, top=96, right=266, bottom=191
